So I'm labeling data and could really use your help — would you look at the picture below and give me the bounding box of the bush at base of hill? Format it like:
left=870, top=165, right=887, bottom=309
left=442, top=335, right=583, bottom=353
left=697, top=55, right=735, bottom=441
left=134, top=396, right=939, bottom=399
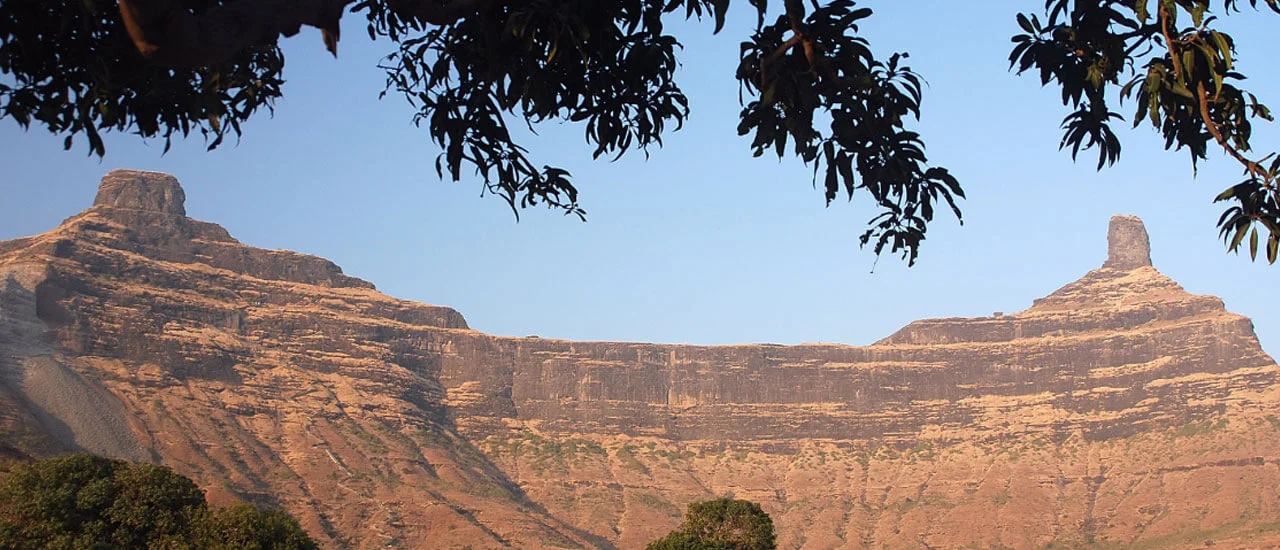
left=0, top=453, right=316, bottom=549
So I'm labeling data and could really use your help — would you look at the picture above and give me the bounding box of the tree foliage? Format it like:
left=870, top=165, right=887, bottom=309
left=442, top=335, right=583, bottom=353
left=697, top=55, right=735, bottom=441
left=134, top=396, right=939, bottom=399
left=1010, top=0, right=1280, bottom=262
left=647, top=498, right=776, bottom=550
left=2, top=0, right=1278, bottom=263
left=357, top=0, right=961, bottom=264
left=0, top=454, right=317, bottom=550
left=0, top=0, right=284, bottom=156
left=197, top=503, right=319, bottom=550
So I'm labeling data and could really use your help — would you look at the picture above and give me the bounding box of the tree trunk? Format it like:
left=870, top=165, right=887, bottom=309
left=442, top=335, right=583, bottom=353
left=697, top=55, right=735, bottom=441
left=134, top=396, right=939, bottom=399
left=117, top=0, right=350, bottom=67
left=116, top=0, right=497, bottom=68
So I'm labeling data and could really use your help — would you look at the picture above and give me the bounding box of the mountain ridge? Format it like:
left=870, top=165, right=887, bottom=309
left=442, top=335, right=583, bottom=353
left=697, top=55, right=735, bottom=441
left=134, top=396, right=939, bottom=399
left=2, top=169, right=1279, bottom=549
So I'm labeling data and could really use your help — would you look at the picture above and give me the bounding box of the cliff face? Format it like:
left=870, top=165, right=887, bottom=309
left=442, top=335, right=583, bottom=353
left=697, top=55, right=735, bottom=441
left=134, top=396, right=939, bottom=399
left=2, top=170, right=1279, bottom=549
left=0, top=171, right=586, bottom=549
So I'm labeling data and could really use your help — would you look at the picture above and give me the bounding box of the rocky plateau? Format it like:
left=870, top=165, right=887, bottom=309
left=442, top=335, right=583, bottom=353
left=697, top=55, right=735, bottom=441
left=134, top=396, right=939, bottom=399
left=2, top=170, right=1280, bottom=549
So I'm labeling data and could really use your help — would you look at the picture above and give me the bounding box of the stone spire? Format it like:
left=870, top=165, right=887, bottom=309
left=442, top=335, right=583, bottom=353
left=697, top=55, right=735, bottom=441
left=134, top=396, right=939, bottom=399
left=1103, top=214, right=1152, bottom=270
left=93, top=169, right=186, bottom=216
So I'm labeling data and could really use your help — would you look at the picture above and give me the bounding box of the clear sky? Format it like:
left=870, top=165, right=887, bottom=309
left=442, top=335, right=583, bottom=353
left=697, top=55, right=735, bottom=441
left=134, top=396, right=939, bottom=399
left=2, top=1, right=1277, bottom=352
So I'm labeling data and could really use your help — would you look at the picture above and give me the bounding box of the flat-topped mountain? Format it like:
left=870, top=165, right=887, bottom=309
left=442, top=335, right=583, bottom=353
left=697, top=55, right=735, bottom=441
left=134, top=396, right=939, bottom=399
left=2, top=170, right=1279, bottom=549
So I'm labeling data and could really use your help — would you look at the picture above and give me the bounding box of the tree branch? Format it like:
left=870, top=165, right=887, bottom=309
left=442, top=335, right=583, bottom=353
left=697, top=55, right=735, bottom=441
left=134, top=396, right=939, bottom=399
left=117, top=0, right=352, bottom=67
left=758, top=0, right=827, bottom=88
left=116, top=0, right=500, bottom=68
left=1197, top=81, right=1268, bottom=181
left=761, top=33, right=802, bottom=84
left=1158, top=4, right=1184, bottom=80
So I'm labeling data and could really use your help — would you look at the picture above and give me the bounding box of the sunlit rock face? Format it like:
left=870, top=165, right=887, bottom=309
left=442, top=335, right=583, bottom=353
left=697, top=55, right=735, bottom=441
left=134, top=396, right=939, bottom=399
left=94, top=169, right=188, bottom=216
left=2, top=171, right=1279, bottom=549
left=450, top=214, right=1269, bottom=446
left=1103, top=214, right=1152, bottom=270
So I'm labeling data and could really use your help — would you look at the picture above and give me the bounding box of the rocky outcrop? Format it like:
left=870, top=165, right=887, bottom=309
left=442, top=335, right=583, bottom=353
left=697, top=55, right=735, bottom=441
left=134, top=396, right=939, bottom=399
left=94, top=169, right=188, bottom=216
left=1, top=173, right=1278, bottom=549
left=1104, top=214, right=1152, bottom=270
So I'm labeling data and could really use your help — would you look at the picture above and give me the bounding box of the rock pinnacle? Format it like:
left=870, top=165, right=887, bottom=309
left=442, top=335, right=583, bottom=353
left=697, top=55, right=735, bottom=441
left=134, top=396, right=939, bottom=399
left=1103, top=214, right=1152, bottom=270
left=93, top=169, right=186, bottom=216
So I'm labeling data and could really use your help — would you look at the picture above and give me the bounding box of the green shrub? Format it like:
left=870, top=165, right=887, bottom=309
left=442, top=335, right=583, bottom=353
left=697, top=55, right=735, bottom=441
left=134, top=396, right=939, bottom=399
left=197, top=503, right=317, bottom=550
left=647, top=498, right=775, bottom=550
left=647, top=530, right=732, bottom=550
left=0, top=454, right=316, bottom=549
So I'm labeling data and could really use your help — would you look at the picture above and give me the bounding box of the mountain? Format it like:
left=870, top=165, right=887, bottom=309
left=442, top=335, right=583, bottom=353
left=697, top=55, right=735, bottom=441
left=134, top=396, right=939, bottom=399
left=2, top=170, right=1279, bottom=549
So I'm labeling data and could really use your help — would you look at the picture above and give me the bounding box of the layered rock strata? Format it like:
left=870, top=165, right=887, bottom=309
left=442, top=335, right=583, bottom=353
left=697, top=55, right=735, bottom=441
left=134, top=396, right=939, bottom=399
left=1, top=170, right=1278, bottom=549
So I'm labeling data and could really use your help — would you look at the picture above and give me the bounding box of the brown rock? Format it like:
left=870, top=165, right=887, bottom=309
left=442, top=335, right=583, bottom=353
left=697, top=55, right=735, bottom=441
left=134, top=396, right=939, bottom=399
left=2, top=172, right=1278, bottom=549
left=94, top=169, right=187, bottom=216
left=1104, top=214, right=1152, bottom=270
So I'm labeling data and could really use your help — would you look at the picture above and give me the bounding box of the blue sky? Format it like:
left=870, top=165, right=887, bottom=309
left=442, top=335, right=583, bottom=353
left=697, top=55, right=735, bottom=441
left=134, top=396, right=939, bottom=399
left=2, top=1, right=1277, bottom=352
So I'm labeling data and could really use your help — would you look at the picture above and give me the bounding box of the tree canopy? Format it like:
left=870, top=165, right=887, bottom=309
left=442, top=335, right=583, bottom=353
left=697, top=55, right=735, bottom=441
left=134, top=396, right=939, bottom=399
left=0, top=454, right=317, bottom=549
left=647, top=498, right=776, bottom=550
left=1, top=0, right=1277, bottom=263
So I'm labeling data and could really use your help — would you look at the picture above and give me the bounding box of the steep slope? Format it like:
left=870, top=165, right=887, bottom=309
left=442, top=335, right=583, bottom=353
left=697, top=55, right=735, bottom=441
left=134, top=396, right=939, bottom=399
left=1, top=170, right=1278, bottom=549
left=0, top=170, right=595, bottom=549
